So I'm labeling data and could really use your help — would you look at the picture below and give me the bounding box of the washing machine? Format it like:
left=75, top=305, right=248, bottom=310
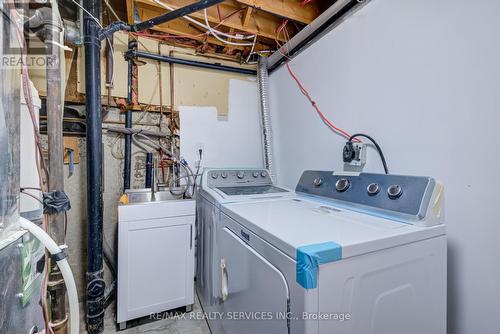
left=216, top=171, right=446, bottom=334
left=195, top=168, right=295, bottom=332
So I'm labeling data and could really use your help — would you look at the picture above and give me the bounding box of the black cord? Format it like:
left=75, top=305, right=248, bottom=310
left=348, top=133, right=389, bottom=174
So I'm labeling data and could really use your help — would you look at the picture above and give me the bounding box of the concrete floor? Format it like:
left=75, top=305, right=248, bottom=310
left=92, top=294, right=210, bottom=334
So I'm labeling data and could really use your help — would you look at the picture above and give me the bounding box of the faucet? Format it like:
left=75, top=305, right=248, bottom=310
left=151, top=156, right=158, bottom=201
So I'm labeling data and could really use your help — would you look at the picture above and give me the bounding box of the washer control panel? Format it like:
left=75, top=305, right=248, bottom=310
left=296, top=171, right=436, bottom=220
left=207, top=169, right=272, bottom=188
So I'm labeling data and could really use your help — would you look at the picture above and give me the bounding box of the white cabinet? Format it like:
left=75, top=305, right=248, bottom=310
left=117, top=199, right=195, bottom=327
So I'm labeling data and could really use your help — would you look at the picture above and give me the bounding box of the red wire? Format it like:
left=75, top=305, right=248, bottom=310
left=300, top=0, right=314, bottom=6
left=285, top=61, right=361, bottom=142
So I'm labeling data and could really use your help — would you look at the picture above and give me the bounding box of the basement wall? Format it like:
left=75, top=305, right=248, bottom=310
left=269, top=0, right=500, bottom=333
left=33, top=35, right=259, bottom=300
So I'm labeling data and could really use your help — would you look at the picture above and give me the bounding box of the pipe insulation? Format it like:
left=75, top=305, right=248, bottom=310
left=19, top=217, right=79, bottom=334
left=257, top=56, right=276, bottom=180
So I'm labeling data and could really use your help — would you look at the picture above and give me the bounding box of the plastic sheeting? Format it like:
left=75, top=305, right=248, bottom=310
left=0, top=1, right=21, bottom=240
left=0, top=232, right=45, bottom=333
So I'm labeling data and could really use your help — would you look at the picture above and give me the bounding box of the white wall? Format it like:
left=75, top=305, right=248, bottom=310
left=270, top=0, right=500, bottom=333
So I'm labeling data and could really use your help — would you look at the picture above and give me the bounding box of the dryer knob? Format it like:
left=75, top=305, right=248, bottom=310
left=388, top=184, right=403, bottom=199
left=237, top=171, right=245, bottom=179
left=221, top=172, right=228, bottom=179
left=335, top=178, right=350, bottom=192
left=261, top=171, right=267, bottom=178
left=313, top=177, right=323, bottom=187
left=367, top=183, right=380, bottom=196
left=252, top=171, right=259, bottom=178
left=211, top=172, right=219, bottom=179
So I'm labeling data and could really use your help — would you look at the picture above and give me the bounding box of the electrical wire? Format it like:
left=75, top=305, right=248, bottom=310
left=245, top=35, right=258, bottom=63
left=103, top=0, right=120, bottom=21
left=153, top=0, right=255, bottom=40
left=285, top=62, right=360, bottom=142
left=203, top=9, right=254, bottom=47
left=20, top=190, right=44, bottom=204
left=348, top=134, right=389, bottom=174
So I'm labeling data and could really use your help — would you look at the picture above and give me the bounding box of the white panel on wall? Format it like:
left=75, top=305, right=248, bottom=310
left=269, top=1, right=500, bottom=334
left=180, top=79, right=263, bottom=169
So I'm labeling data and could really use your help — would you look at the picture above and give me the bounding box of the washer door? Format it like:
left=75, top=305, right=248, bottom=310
left=219, top=227, right=289, bottom=334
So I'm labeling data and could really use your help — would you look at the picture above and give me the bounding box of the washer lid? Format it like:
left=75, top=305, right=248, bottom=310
left=222, top=197, right=445, bottom=261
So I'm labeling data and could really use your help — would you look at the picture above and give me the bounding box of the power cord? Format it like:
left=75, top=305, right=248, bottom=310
left=346, top=134, right=389, bottom=174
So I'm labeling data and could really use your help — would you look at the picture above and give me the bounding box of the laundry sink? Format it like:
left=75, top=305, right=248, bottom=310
left=126, top=190, right=179, bottom=204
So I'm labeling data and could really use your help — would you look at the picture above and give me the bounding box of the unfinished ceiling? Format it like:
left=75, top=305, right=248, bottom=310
left=104, top=0, right=337, bottom=61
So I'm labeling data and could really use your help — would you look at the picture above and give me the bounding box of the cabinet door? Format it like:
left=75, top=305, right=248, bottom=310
left=219, top=227, right=289, bottom=334
left=118, top=215, right=194, bottom=322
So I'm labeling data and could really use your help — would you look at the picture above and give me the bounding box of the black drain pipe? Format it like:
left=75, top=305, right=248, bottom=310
left=83, top=1, right=233, bottom=332
left=83, top=0, right=105, bottom=332
left=126, top=50, right=257, bottom=76
left=123, top=40, right=135, bottom=191
left=99, top=0, right=225, bottom=39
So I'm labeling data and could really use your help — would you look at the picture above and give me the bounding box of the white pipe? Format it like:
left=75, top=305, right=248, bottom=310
left=19, top=217, right=80, bottom=334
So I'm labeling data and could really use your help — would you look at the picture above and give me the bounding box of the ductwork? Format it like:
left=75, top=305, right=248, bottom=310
left=257, top=56, right=276, bottom=181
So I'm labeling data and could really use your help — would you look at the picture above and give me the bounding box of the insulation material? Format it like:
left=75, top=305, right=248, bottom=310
left=179, top=79, right=263, bottom=169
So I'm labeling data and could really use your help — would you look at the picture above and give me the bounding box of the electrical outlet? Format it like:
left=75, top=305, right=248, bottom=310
left=343, top=142, right=367, bottom=167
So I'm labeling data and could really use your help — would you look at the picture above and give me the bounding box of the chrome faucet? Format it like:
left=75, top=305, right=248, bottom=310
left=151, top=156, right=158, bottom=201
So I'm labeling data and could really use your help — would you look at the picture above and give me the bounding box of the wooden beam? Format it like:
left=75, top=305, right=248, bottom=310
left=126, top=0, right=135, bottom=24
left=135, top=7, right=273, bottom=52
left=135, top=0, right=295, bottom=42
left=136, top=6, right=239, bottom=49
left=235, top=0, right=319, bottom=24
left=242, top=6, right=252, bottom=27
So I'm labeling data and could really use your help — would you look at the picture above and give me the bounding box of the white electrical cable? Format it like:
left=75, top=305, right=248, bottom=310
left=153, top=0, right=255, bottom=40
left=19, top=217, right=79, bottom=334
left=245, top=35, right=257, bottom=63
left=203, top=9, right=254, bottom=47
left=103, top=0, right=120, bottom=21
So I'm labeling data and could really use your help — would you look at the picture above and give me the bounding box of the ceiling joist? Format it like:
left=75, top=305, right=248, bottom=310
left=234, top=0, right=319, bottom=24
left=124, top=0, right=333, bottom=60
left=136, top=0, right=297, bottom=42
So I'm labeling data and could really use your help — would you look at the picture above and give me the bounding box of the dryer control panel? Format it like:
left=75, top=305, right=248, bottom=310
left=207, top=169, right=272, bottom=188
left=296, top=171, right=442, bottom=223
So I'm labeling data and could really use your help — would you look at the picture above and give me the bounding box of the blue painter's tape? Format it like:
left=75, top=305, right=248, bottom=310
left=296, top=242, right=342, bottom=289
